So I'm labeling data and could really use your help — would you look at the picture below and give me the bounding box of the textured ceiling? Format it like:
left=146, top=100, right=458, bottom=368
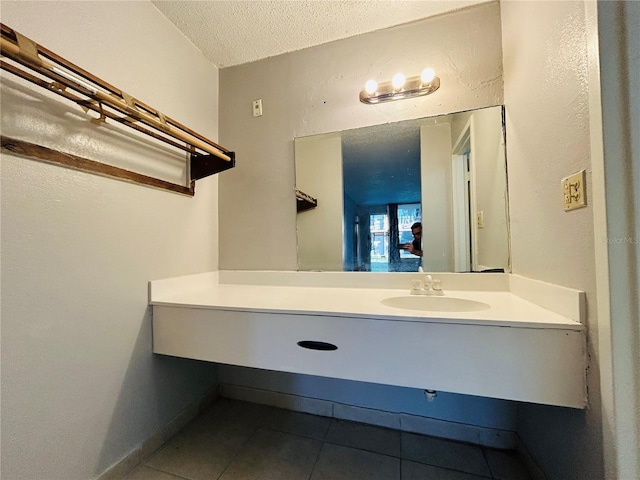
left=151, top=0, right=491, bottom=68
left=342, top=121, right=421, bottom=206
left=341, top=111, right=466, bottom=206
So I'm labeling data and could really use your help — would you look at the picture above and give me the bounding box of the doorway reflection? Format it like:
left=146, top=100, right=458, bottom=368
left=348, top=203, right=421, bottom=272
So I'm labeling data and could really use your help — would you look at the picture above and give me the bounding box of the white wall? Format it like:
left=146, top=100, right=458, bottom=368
left=295, top=135, right=343, bottom=271
left=0, top=2, right=220, bottom=479
left=501, top=1, right=604, bottom=478
left=219, top=2, right=503, bottom=270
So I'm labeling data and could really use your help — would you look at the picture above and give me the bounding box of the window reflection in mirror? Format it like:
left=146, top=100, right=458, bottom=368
left=294, top=106, right=510, bottom=273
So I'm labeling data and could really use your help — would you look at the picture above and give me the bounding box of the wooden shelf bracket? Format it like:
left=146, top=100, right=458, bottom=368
left=296, top=189, right=318, bottom=212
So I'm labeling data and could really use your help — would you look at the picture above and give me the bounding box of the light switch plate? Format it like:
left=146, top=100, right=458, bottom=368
left=252, top=99, right=263, bottom=117
left=562, top=170, right=587, bottom=211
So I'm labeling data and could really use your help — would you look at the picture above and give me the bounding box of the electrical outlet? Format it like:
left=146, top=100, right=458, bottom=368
left=562, top=170, right=587, bottom=211
left=252, top=99, right=263, bottom=117
left=476, top=211, right=484, bottom=228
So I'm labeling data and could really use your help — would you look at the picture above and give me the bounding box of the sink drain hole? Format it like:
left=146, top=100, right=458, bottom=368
left=297, top=340, right=338, bottom=351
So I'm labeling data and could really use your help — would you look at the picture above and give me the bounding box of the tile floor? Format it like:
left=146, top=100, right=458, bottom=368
left=124, top=398, right=530, bottom=480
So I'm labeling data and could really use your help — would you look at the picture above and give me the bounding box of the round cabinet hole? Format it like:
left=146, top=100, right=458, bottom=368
left=297, top=340, right=338, bottom=351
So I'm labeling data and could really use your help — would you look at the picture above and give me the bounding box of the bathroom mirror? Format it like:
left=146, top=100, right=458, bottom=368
left=295, top=105, right=510, bottom=273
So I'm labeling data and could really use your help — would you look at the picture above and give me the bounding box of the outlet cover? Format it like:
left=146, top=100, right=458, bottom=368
left=562, top=170, right=587, bottom=211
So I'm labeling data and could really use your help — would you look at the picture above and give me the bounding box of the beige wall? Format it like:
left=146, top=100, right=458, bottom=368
left=0, top=2, right=220, bottom=478
left=420, top=123, right=454, bottom=271
left=501, top=1, right=604, bottom=478
left=219, top=2, right=503, bottom=270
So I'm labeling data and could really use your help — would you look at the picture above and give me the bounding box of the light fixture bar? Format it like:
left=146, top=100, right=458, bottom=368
left=360, top=72, right=440, bottom=104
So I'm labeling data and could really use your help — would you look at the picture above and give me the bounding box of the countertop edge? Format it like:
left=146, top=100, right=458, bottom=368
left=150, top=300, right=585, bottom=331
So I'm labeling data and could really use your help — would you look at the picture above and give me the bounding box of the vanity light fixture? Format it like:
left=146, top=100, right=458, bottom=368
left=360, top=68, right=440, bottom=104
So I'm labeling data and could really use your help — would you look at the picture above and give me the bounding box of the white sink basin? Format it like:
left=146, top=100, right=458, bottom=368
left=381, top=296, right=491, bottom=312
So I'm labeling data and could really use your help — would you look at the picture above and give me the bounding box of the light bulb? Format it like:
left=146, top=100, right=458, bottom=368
left=421, top=67, right=435, bottom=84
left=392, top=73, right=406, bottom=90
left=365, top=79, right=377, bottom=94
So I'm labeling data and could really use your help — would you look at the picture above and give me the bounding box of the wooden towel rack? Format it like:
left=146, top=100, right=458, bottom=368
left=0, top=23, right=235, bottom=193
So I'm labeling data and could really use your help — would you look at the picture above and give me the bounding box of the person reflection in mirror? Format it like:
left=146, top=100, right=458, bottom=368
left=402, top=222, right=423, bottom=257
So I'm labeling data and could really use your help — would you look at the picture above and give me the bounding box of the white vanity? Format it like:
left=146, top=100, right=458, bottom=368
left=150, top=271, right=586, bottom=409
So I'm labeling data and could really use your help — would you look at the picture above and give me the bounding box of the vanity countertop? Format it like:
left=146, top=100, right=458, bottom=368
left=149, top=271, right=584, bottom=331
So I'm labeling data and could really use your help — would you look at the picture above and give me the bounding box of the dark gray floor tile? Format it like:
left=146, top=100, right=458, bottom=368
left=484, top=448, right=531, bottom=480
left=261, top=406, right=332, bottom=440
left=123, top=465, right=186, bottom=480
left=199, top=398, right=277, bottom=428
left=202, top=398, right=331, bottom=440
left=402, top=460, right=491, bottom=480
left=219, top=428, right=322, bottom=480
left=311, top=443, right=400, bottom=480
left=401, top=433, right=491, bottom=478
left=145, top=416, right=256, bottom=480
left=139, top=399, right=529, bottom=480
left=325, top=419, right=401, bottom=457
